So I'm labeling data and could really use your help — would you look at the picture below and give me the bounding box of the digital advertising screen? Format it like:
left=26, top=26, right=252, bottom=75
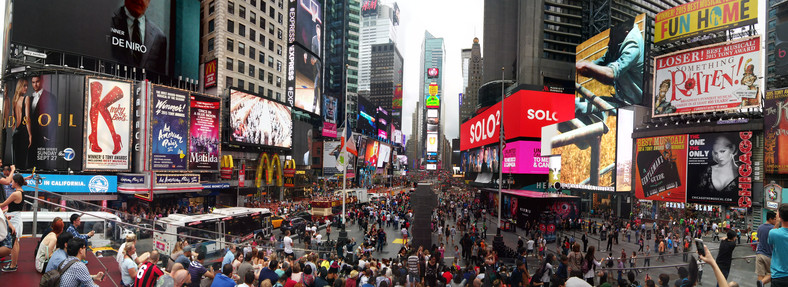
left=686, top=131, right=756, bottom=207
left=427, top=109, right=438, bottom=118
left=393, top=84, right=403, bottom=109
left=13, top=0, right=174, bottom=75
left=322, top=95, right=338, bottom=137
left=426, top=133, right=439, bottom=153
left=150, top=85, right=189, bottom=170
left=377, top=107, right=390, bottom=139
left=290, top=45, right=322, bottom=115
left=84, top=78, right=133, bottom=171
left=548, top=110, right=617, bottom=191
left=323, top=141, right=341, bottom=176
left=575, top=13, right=646, bottom=117
left=766, top=88, right=788, bottom=174
left=463, top=145, right=499, bottom=173
left=364, top=140, right=380, bottom=167
left=397, top=155, right=407, bottom=167
left=229, top=89, right=292, bottom=148
left=357, top=96, right=377, bottom=135
left=289, top=0, right=323, bottom=59
left=502, top=141, right=548, bottom=174
left=188, top=94, right=221, bottom=170
left=292, top=120, right=314, bottom=166
left=377, top=143, right=391, bottom=168
left=616, top=108, right=635, bottom=192
left=634, top=135, right=688, bottom=203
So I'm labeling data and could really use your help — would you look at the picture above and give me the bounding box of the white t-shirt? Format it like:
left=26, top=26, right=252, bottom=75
left=283, top=236, right=293, bottom=253
left=315, top=234, right=322, bottom=244
left=526, top=240, right=535, bottom=250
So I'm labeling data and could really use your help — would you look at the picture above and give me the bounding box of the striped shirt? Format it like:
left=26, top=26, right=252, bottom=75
left=134, top=261, right=164, bottom=287
left=407, top=255, right=419, bottom=275
left=58, top=257, right=93, bottom=287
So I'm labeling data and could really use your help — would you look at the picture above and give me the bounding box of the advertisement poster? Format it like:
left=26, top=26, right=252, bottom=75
left=426, top=94, right=440, bottom=108
left=653, top=37, right=762, bottom=117
left=323, top=141, right=340, bottom=176
left=293, top=120, right=313, bottom=166
left=151, top=85, right=189, bottom=170
left=229, top=89, right=292, bottom=148
left=21, top=174, right=117, bottom=194
left=204, top=59, right=217, bottom=88
left=502, top=141, right=548, bottom=174
left=289, top=0, right=322, bottom=59
left=654, top=0, right=758, bottom=44
left=616, top=108, right=635, bottom=191
left=364, top=140, right=379, bottom=167
left=575, top=14, right=646, bottom=116
left=634, top=135, right=687, bottom=202
left=426, top=133, right=438, bottom=153
left=549, top=111, right=617, bottom=191
left=357, top=96, right=376, bottom=135
left=377, top=107, right=389, bottom=139
left=84, top=78, right=132, bottom=171
left=2, top=74, right=85, bottom=171
left=686, top=131, right=755, bottom=207
left=322, top=95, right=337, bottom=137
left=765, top=88, right=788, bottom=174
left=393, top=84, right=403, bottom=109
left=189, top=94, right=220, bottom=170
left=292, top=46, right=321, bottom=114
left=377, top=144, right=391, bottom=168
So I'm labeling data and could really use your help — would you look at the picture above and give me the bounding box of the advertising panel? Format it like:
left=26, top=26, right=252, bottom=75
left=229, top=89, right=292, bottom=148
left=426, top=133, right=439, bottom=153
left=427, top=109, right=438, bottom=118
left=84, top=78, right=132, bottom=171
left=322, top=95, right=338, bottom=137
left=575, top=14, right=646, bottom=116
left=361, top=0, right=378, bottom=16
left=323, top=141, right=340, bottom=176
left=654, top=0, right=758, bottom=44
left=364, top=140, right=380, bottom=167
left=502, top=141, right=548, bottom=174
left=392, top=129, right=403, bottom=145
left=426, top=163, right=437, bottom=170
left=616, top=108, right=635, bottom=191
left=652, top=37, right=761, bottom=117
left=150, top=85, right=189, bottom=170
left=288, top=0, right=323, bottom=58
left=464, top=145, right=500, bottom=173
left=2, top=74, right=85, bottom=171
left=397, top=155, right=407, bottom=167
left=393, top=84, right=403, bottom=109
left=357, top=96, right=377, bottom=135
left=766, top=88, right=788, bottom=174
left=462, top=90, right=575, bottom=151
left=377, top=107, right=390, bottom=139
left=188, top=94, right=220, bottom=170
left=634, top=135, right=688, bottom=202
left=548, top=110, right=617, bottom=191
left=289, top=45, right=322, bottom=114
left=427, top=68, right=439, bottom=78
left=21, top=174, right=117, bottom=194
left=204, top=59, right=217, bottom=89
left=293, top=120, right=313, bottom=166
left=686, top=131, right=755, bottom=207
left=393, top=3, right=400, bottom=25
left=776, top=22, right=788, bottom=76
left=377, top=143, right=391, bottom=168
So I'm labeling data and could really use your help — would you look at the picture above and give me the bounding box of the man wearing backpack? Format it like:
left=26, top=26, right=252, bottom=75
left=51, top=237, right=105, bottom=287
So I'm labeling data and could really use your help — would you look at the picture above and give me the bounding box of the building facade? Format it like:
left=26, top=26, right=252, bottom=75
left=419, top=31, right=444, bottom=169
left=358, top=2, right=399, bottom=92
left=369, top=43, right=403, bottom=125
left=459, top=38, right=482, bottom=123
left=325, top=0, right=361, bottom=127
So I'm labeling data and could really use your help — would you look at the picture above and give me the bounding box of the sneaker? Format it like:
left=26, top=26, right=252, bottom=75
left=0, top=258, right=9, bottom=263
left=1, top=265, right=17, bottom=272
left=757, top=281, right=764, bottom=287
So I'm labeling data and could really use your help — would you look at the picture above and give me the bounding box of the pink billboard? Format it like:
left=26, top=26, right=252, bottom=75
left=502, top=141, right=548, bottom=174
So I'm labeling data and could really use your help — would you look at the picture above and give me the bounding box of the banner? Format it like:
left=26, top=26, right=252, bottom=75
left=150, top=85, right=189, bottom=170
left=189, top=94, right=220, bottom=170
left=204, top=59, right=218, bottom=88
left=22, top=174, right=117, bottom=194
left=84, top=77, right=132, bottom=171
left=502, top=141, right=548, bottom=174
left=765, top=88, right=788, bottom=174
left=634, top=135, right=687, bottom=203
left=392, top=84, right=403, bottom=109
left=616, top=108, right=635, bottom=192
left=323, top=141, right=340, bottom=176
left=322, top=95, right=337, bottom=137
left=686, top=131, right=754, bottom=207
left=654, top=0, right=758, bottom=44
left=653, top=37, right=761, bottom=117
left=229, top=89, right=292, bottom=148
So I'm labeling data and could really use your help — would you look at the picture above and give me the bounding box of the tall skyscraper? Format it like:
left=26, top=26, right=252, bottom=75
left=200, top=0, right=288, bottom=100
left=460, top=38, right=482, bottom=123
left=325, top=0, right=361, bottom=126
left=419, top=31, right=445, bottom=170
left=358, top=1, right=399, bottom=92
left=369, top=42, right=404, bottom=127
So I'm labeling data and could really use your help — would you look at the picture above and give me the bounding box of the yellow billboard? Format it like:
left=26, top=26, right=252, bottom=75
left=655, top=0, right=757, bottom=44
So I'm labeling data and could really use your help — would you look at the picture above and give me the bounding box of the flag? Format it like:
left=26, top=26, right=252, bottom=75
left=340, top=119, right=358, bottom=157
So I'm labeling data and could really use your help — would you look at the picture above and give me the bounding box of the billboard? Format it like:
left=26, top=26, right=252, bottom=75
left=393, top=3, right=400, bottom=25
left=293, top=120, right=313, bottom=166
left=84, top=78, right=132, bottom=171
left=653, top=37, right=761, bottom=117
left=21, top=174, right=117, bottom=194
left=427, top=68, right=439, bottom=78
left=289, top=45, right=322, bottom=114
left=361, top=0, right=378, bottom=16
left=427, top=109, right=439, bottom=118
left=377, top=107, right=390, bottom=139
left=616, top=108, right=635, bottom=192
left=229, top=89, right=292, bottom=148
left=461, top=90, right=575, bottom=151
left=426, top=133, right=439, bottom=153
left=377, top=143, right=391, bottom=168
left=204, top=59, right=217, bottom=89
left=766, top=88, right=788, bottom=174
left=12, top=0, right=173, bottom=75
left=654, top=0, right=758, bottom=44
left=364, top=140, right=380, bottom=167
left=150, top=85, right=189, bottom=170
left=392, top=129, right=403, bottom=145
left=397, top=155, right=407, bottom=167
left=393, top=84, right=403, bottom=109
left=322, top=95, right=338, bottom=137
left=575, top=14, right=646, bottom=116
left=188, top=94, right=221, bottom=170
left=502, top=141, right=548, bottom=174
left=2, top=75, right=85, bottom=171
left=463, top=145, right=499, bottom=173
left=357, top=96, right=377, bottom=135
left=323, top=141, right=340, bottom=176
left=546, top=111, right=617, bottom=191
left=634, top=135, right=688, bottom=203
left=288, top=0, right=323, bottom=59
left=686, top=131, right=755, bottom=207
left=776, top=22, right=788, bottom=76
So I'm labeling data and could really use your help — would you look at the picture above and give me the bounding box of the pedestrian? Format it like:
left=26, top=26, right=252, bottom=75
left=716, top=230, right=737, bottom=280
left=644, top=245, right=651, bottom=270
left=768, top=204, right=788, bottom=287
left=58, top=238, right=106, bottom=287
left=0, top=174, right=27, bottom=272
left=756, top=210, right=777, bottom=287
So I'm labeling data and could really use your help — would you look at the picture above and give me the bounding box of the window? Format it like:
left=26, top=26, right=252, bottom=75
left=226, top=58, right=233, bottom=71
left=268, top=72, right=273, bottom=84
left=238, top=79, right=245, bottom=89
left=250, top=29, right=256, bottom=42
left=276, top=76, right=282, bottom=87
left=238, top=60, right=245, bottom=73
left=268, top=23, right=274, bottom=35
left=268, top=39, right=274, bottom=51
left=227, top=38, right=234, bottom=52
left=261, top=1, right=266, bottom=11
left=259, top=17, right=265, bottom=29
left=277, top=28, right=282, bottom=40
left=276, top=60, right=282, bottom=72
left=268, top=56, right=274, bottom=67
left=267, top=89, right=273, bottom=98
left=227, top=20, right=234, bottom=33
left=269, top=7, right=275, bottom=17
left=258, top=69, right=265, bottom=80
left=258, top=52, right=265, bottom=63
left=239, top=5, right=246, bottom=18
left=249, top=46, right=256, bottom=58
left=226, top=76, right=233, bottom=87
left=251, top=0, right=256, bottom=7
left=207, top=38, right=215, bottom=51
left=248, top=82, right=254, bottom=91
left=278, top=12, right=283, bottom=24
left=276, top=92, right=281, bottom=101
left=250, top=12, right=256, bottom=24
left=278, top=0, right=282, bottom=9
left=258, top=86, right=265, bottom=94
left=239, top=24, right=246, bottom=36
left=276, top=45, right=282, bottom=56
left=238, top=42, right=245, bottom=55
left=249, top=64, right=255, bottom=77
left=208, top=19, right=215, bottom=33
left=228, top=2, right=234, bottom=14
left=208, top=1, right=215, bottom=14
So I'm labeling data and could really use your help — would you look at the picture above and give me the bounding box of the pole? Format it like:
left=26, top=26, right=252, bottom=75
left=498, top=67, right=504, bottom=230
left=32, top=174, right=41, bottom=238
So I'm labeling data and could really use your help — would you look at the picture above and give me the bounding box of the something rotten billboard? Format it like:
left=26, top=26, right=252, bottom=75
left=189, top=94, right=220, bottom=170
left=653, top=37, right=761, bottom=117
left=686, top=131, right=755, bottom=207
left=150, top=85, right=189, bottom=170
left=654, top=0, right=758, bottom=45
left=635, top=135, right=688, bottom=203
left=84, top=77, right=132, bottom=171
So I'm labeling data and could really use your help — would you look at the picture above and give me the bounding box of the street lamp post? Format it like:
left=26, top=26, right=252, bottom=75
left=498, top=67, right=504, bottom=231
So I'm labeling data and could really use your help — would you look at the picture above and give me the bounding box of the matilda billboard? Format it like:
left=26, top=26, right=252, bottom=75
left=654, top=0, right=758, bottom=44
left=189, top=94, right=221, bottom=170
left=652, top=37, right=761, bottom=117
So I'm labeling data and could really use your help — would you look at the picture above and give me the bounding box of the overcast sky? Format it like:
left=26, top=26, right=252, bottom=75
left=394, top=0, right=484, bottom=142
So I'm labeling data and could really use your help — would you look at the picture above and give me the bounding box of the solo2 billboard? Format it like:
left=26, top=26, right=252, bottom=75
left=84, top=77, right=132, bottom=171
left=150, top=85, right=189, bottom=170
left=460, top=90, right=574, bottom=151
left=654, top=0, right=758, bottom=44
left=653, top=37, right=761, bottom=117
left=189, top=94, right=221, bottom=170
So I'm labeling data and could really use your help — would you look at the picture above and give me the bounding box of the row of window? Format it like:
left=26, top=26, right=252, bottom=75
left=227, top=76, right=283, bottom=101
left=226, top=39, right=282, bottom=71
left=226, top=57, right=282, bottom=86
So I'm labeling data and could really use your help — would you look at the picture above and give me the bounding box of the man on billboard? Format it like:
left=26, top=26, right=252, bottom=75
left=29, top=76, right=57, bottom=166
left=575, top=17, right=643, bottom=112
left=111, top=0, right=167, bottom=72
left=301, top=129, right=313, bottom=166
left=311, top=23, right=321, bottom=58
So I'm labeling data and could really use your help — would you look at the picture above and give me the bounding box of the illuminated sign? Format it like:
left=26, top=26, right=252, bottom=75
left=427, top=133, right=438, bottom=152
left=427, top=68, right=439, bottom=78
left=428, top=83, right=438, bottom=96
left=654, top=0, right=758, bottom=44
left=204, top=59, right=217, bottom=88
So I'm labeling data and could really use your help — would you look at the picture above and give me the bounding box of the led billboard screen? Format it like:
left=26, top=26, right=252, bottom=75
left=377, top=107, right=390, bottom=139
left=357, top=96, right=376, bottom=135
left=654, top=0, right=758, bottom=44
left=229, top=89, right=292, bottom=148
left=426, top=133, right=439, bottom=153
left=288, top=0, right=323, bottom=58
left=502, top=141, right=548, bottom=174
left=377, top=143, right=391, bottom=168
left=289, top=45, right=322, bottom=115
left=322, top=95, right=337, bottom=137
left=364, top=140, right=380, bottom=167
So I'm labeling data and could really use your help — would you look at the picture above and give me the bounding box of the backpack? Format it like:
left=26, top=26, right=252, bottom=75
left=40, top=258, right=78, bottom=287
left=581, top=258, right=590, bottom=274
